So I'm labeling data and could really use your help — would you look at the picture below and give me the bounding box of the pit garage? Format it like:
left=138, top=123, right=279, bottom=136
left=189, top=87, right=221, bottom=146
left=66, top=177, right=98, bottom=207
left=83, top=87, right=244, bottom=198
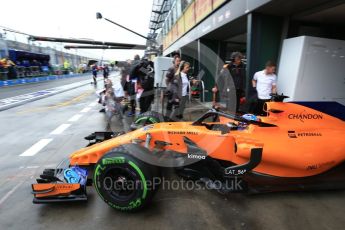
left=162, top=0, right=345, bottom=107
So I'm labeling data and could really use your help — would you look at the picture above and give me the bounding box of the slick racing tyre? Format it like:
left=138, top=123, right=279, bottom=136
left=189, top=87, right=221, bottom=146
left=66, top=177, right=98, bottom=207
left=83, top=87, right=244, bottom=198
left=93, top=146, right=160, bottom=212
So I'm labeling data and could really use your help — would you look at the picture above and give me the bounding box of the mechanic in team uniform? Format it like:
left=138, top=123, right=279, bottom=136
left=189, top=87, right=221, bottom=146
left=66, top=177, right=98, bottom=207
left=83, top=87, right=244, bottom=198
left=124, top=55, right=141, bottom=116
left=92, top=64, right=98, bottom=85
left=213, top=52, right=246, bottom=112
left=170, top=61, right=191, bottom=120
left=252, top=60, right=277, bottom=115
left=103, top=64, right=110, bottom=79
left=137, top=60, right=155, bottom=113
left=165, top=56, right=181, bottom=118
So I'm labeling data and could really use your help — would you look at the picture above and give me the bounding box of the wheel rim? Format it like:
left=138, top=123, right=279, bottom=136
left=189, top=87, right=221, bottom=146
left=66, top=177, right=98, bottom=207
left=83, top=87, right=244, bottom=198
left=103, top=167, right=139, bottom=202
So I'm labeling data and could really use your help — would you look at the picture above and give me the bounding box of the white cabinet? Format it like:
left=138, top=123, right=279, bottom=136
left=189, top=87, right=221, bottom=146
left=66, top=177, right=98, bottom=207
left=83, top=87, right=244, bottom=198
left=277, top=36, right=345, bottom=105
left=153, top=56, right=174, bottom=88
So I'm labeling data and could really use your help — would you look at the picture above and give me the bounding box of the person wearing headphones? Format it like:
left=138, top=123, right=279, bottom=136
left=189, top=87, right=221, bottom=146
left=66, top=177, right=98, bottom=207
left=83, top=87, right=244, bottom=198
left=170, top=61, right=191, bottom=120
left=212, top=52, right=246, bottom=112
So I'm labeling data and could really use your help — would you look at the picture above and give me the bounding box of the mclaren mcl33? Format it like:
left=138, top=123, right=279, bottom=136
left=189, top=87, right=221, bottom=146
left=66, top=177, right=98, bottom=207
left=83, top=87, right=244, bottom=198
left=31, top=94, right=345, bottom=212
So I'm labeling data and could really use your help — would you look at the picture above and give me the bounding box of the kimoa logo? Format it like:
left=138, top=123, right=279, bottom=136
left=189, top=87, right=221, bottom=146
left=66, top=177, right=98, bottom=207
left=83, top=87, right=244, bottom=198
left=187, top=154, right=206, bottom=160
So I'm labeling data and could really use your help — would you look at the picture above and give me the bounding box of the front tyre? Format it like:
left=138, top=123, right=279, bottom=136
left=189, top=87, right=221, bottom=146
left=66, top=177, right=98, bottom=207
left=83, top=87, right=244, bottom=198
left=93, top=148, right=159, bottom=212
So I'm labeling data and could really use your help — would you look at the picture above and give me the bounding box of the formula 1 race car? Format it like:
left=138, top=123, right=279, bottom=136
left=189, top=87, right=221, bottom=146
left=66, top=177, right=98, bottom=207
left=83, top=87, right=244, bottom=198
left=32, top=94, right=345, bottom=212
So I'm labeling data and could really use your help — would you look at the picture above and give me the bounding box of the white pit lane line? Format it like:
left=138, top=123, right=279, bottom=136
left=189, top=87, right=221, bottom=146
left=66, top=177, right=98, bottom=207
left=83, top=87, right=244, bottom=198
left=19, top=139, right=53, bottom=157
left=50, top=124, right=71, bottom=135
left=68, top=114, right=83, bottom=122
left=0, top=181, right=25, bottom=207
left=26, top=166, right=40, bottom=169
left=80, top=107, right=91, bottom=113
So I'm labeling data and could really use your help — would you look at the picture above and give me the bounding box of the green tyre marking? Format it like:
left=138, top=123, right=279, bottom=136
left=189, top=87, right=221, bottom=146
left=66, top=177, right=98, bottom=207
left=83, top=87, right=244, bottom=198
left=129, top=198, right=142, bottom=209
left=135, top=117, right=158, bottom=124
left=94, top=165, right=105, bottom=200
left=129, top=161, right=147, bottom=199
left=135, top=117, right=146, bottom=123
left=102, top=156, right=125, bottom=165
left=149, top=117, right=158, bottom=123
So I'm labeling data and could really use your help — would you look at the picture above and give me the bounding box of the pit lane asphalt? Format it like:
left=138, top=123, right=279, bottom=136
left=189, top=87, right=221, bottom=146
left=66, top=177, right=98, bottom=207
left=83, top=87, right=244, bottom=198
left=0, top=73, right=95, bottom=99
left=0, top=79, right=344, bottom=230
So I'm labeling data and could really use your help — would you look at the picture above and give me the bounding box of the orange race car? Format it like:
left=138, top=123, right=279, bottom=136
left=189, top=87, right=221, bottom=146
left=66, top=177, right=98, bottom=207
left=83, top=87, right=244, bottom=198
left=32, top=94, right=345, bottom=212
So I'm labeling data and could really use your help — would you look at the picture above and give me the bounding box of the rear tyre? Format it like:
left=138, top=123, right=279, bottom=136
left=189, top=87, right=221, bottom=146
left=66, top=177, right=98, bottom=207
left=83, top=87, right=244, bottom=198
left=93, top=147, right=159, bottom=212
left=131, top=111, right=167, bottom=130
left=135, top=111, right=165, bottom=125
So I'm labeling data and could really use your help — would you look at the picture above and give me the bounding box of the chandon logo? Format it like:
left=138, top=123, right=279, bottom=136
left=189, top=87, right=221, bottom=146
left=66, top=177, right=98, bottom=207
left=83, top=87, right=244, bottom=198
left=288, top=112, right=323, bottom=122
left=187, top=154, right=206, bottom=160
